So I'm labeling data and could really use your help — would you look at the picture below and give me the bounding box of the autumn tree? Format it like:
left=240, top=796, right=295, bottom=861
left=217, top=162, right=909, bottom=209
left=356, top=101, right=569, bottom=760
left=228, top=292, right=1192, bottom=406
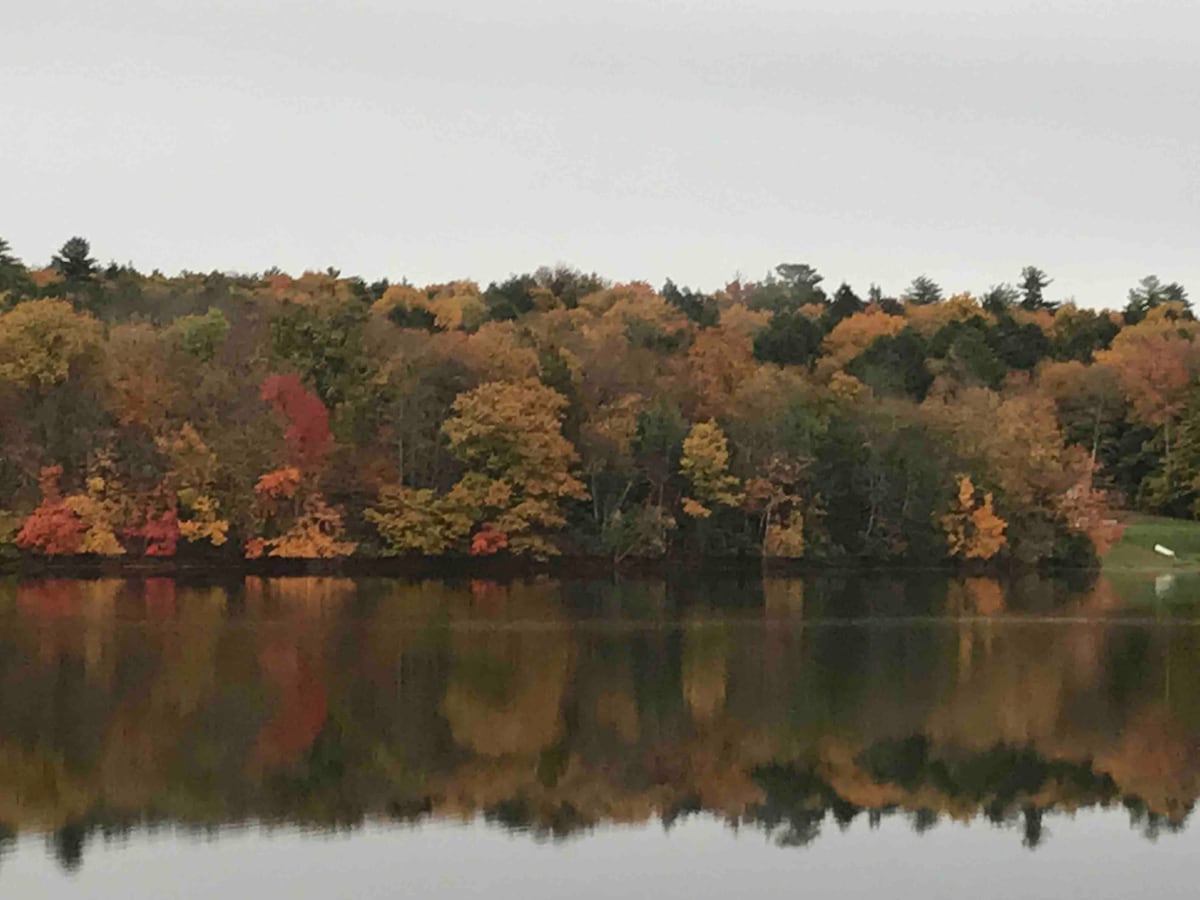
left=1095, top=310, right=1200, bottom=494
left=1038, top=361, right=1125, bottom=464
left=441, top=379, right=588, bottom=557
left=941, top=474, right=1007, bottom=560
left=370, top=380, right=587, bottom=558
left=680, top=421, right=742, bottom=518
left=103, top=322, right=180, bottom=430
left=687, top=327, right=757, bottom=419
left=259, top=373, right=333, bottom=470
left=744, top=456, right=808, bottom=557
left=160, top=423, right=229, bottom=548
left=0, top=299, right=102, bottom=388
left=365, top=485, right=473, bottom=555
left=245, top=465, right=355, bottom=558
left=820, top=309, right=907, bottom=372
left=13, top=467, right=86, bottom=555
left=15, top=464, right=125, bottom=556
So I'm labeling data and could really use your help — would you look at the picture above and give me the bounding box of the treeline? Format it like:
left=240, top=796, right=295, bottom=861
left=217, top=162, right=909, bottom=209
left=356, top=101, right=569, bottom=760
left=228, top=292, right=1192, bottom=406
left=0, top=236, right=1195, bottom=565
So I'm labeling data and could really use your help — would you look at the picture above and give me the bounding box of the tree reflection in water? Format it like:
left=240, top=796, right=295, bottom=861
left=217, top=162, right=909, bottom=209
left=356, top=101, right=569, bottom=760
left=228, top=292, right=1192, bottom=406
left=0, top=572, right=1196, bottom=872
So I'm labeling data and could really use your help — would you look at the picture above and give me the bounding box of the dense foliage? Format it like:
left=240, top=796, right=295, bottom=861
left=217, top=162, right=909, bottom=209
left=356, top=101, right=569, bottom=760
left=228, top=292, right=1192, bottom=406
left=0, top=236, right=1193, bottom=565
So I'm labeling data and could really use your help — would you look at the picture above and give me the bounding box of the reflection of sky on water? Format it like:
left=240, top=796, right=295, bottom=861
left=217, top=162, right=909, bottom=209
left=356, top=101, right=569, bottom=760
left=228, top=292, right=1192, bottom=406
left=1, top=814, right=1195, bottom=900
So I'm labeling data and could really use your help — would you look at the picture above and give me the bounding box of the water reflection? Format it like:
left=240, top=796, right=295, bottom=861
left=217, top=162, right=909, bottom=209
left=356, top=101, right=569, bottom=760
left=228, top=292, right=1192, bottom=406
left=0, top=572, right=1197, bottom=873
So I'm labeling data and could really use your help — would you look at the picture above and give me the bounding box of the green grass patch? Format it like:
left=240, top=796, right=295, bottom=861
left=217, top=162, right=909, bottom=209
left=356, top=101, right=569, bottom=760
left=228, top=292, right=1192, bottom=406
left=1103, top=515, right=1200, bottom=572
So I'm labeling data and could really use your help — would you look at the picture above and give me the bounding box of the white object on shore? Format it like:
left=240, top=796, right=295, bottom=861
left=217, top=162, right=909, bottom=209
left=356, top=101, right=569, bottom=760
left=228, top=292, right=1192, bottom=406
left=1154, top=544, right=1177, bottom=558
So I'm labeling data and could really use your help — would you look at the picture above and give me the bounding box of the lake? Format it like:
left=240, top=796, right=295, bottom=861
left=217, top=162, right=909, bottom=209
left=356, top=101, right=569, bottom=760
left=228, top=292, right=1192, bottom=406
left=1, top=571, right=1199, bottom=898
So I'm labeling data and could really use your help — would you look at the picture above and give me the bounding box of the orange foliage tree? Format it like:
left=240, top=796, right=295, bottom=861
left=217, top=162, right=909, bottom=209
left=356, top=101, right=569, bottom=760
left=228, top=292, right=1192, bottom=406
left=819, top=309, right=906, bottom=371
left=1095, top=310, right=1200, bottom=485
left=14, top=467, right=86, bottom=555
left=245, top=466, right=355, bottom=559
left=941, top=474, right=1007, bottom=560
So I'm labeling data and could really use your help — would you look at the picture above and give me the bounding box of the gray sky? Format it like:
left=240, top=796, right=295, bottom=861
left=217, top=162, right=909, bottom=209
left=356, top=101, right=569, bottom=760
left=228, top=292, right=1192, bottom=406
left=4, top=0, right=1198, bottom=306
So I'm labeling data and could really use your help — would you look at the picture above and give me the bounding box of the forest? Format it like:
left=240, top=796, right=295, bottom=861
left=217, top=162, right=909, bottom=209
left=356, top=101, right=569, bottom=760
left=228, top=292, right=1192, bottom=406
left=0, top=236, right=1195, bottom=567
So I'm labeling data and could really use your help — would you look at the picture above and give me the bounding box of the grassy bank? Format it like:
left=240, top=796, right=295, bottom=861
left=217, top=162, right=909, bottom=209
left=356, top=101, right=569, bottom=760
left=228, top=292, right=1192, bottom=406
left=1102, top=515, right=1200, bottom=572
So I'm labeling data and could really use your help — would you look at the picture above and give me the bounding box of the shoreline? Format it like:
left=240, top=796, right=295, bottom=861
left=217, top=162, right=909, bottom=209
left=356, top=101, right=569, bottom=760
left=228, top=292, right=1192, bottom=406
left=0, top=554, right=1103, bottom=581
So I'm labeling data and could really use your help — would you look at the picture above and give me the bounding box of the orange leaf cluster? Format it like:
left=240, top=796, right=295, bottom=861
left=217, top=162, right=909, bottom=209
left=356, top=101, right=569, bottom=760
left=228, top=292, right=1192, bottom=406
left=942, top=474, right=1008, bottom=561
left=14, top=467, right=86, bottom=555
left=469, top=524, right=509, bottom=556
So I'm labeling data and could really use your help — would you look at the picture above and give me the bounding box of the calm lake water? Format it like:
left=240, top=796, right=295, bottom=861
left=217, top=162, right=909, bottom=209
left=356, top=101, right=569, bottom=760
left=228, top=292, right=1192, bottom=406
left=2, top=571, right=1200, bottom=898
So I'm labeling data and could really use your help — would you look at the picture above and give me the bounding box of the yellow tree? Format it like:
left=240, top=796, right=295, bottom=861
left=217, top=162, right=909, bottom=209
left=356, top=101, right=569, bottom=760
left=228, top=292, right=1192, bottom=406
left=819, top=308, right=906, bottom=371
left=941, top=474, right=1007, bottom=560
left=159, top=423, right=229, bottom=547
left=0, top=299, right=101, bottom=388
left=680, top=420, right=742, bottom=518
left=905, top=292, right=987, bottom=336
left=442, top=379, right=588, bottom=557
left=365, top=485, right=474, bottom=556
left=464, top=322, right=540, bottom=381
left=426, top=280, right=487, bottom=331
left=370, top=380, right=588, bottom=558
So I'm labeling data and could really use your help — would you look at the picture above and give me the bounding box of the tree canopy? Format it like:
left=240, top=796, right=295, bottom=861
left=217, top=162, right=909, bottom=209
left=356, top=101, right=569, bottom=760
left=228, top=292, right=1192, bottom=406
left=0, top=236, right=1193, bottom=565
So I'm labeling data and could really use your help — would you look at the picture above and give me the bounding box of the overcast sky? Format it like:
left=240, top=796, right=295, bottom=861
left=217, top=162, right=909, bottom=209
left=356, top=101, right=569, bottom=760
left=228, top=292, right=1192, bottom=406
left=4, top=0, right=1198, bottom=306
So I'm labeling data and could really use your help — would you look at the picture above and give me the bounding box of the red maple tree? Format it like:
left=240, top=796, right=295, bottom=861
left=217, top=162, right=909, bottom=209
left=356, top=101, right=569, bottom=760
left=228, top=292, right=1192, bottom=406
left=15, top=466, right=86, bottom=555
left=260, top=373, right=332, bottom=469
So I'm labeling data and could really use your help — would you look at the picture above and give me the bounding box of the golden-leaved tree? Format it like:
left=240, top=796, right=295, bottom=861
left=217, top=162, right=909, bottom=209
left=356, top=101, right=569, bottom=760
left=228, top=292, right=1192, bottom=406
left=0, top=298, right=101, bottom=388
left=369, top=379, right=587, bottom=558
left=160, top=423, right=229, bottom=548
left=680, top=420, right=742, bottom=518
left=818, top=308, right=906, bottom=372
left=941, top=474, right=1007, bottom=560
